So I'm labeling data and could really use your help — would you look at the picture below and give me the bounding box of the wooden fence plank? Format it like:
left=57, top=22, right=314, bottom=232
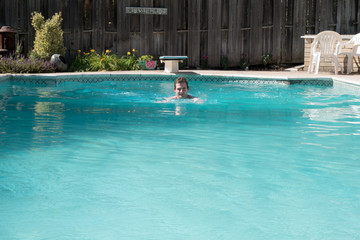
left=27, top=0, right=40, bottom=54
left=228, top=0, right=240, bottom=66
left=250, top=0, right=263, bottom=64
left=177, top=0, right=188, bottom=57
left=339, top=0, right=358, bottom=33
left=272, top=0, right=283, bottom=63
left=262, top=0, right=274, bottom=59
left=164, top=0, right=177, bottom=55
left=317, top=0, right=332, bottom=31
left=188, top=0, right=200, bottom=66
left=140, top=0, right=153, bottom=56
left=117, top=0, right=130, bottom=55
left=0, top=0, right=4, bottom=27
left=358, top=0, right=360, bottom=32
left=208, top=0, right=221, bottom=66
left=70, top=0, right=83, bottom=56
left=292, top=0, right=306, bottom=62
left=199, top=0, right=208, bottom=61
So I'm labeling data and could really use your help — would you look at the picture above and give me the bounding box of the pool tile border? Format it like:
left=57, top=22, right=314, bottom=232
left=0, top=73, right=334, bottom=87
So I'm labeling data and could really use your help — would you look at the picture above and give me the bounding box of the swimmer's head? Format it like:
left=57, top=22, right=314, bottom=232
left=174, top=77, right=189, bottom=98
left=174, top=77, right=189, bottom=89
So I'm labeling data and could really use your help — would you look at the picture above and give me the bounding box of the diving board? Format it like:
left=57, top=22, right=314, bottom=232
left=159, top=56, right=188, bottom=73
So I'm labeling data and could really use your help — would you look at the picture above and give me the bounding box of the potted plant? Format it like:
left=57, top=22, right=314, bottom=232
left=138, top=55, right=157, bottom=70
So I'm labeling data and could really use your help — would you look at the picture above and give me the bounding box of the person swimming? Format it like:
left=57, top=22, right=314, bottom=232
left=168, top=77, right=197, bottom=100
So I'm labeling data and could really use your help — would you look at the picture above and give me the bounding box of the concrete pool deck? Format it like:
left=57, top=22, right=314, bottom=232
left=1, top=70, right=360, bottom=86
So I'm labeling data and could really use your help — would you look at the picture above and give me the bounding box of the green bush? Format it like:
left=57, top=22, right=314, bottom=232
left=262, top=53, right=273, bottom=67
left=240, top=53, right=249, bottom=70
left=138, top=55, right=153, bottom=61
left=31, top=11, right=66, bottom=59
left=220, top=56, right=229, bottom=69
left=69, top=49, right=139, bottom=72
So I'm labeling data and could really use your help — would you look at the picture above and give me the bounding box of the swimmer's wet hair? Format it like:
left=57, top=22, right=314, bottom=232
left=174, top=77, right=189, bottom=89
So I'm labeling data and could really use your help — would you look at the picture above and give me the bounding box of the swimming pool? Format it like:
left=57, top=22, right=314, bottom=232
left=1, top=74, right=360, bottom=240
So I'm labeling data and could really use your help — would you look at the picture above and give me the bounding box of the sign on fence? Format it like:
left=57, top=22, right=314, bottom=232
left=125, top=7, right=167, bottom=15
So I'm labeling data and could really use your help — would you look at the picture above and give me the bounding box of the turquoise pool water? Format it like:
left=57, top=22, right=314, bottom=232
left=0, top=76, right=360, bottom=240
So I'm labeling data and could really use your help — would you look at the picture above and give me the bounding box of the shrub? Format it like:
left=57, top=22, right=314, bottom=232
left=262, top=53, right=273, bottom=67
left=138, top=55, right=153, bottom=61
left=220, top=56, right=229, bottom=70
left=0, top=56, right=56, bottom=73
left=69, top=49, right=139, bottom=72
left=30, top=11, right=66, bottom=59
left=124, top=49, right=139, bottom=70
left=15, top=42, right=23, bottom=58
left=240, top=53, right=249, bottom=70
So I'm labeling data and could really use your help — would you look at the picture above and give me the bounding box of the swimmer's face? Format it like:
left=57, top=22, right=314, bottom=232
left=174, top=82, right=189, bottom=98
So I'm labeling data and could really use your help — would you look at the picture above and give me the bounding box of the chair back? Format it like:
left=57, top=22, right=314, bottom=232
left=312, top=31, right=342, bottom=57
left=349, top=33, right=360, bottom=55
left=349, top=33, right=360, bottom=44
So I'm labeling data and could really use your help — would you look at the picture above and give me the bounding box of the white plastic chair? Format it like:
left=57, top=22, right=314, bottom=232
left=308, top=31, right=343, bottom=75
left=338, top=33, right=360, bottom=74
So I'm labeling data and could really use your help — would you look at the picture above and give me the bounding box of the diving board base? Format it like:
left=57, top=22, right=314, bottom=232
left=160, top=56, right=188, bottom=73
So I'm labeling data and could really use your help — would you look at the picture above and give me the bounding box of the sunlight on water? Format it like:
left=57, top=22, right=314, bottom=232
left=0, top=79, right=360, bottom=240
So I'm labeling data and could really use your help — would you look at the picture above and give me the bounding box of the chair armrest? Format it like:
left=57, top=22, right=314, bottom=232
left=310, top=40, right=319, bottom=53
left=337, top=42, right=349, bottom=54
left=352, top=44, right=360, bottom=55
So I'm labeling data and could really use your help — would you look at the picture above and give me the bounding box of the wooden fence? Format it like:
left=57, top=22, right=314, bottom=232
left=1, top=0, right=360, bottom=67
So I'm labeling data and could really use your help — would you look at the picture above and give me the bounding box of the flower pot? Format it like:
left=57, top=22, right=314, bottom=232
left=138, top=60, right=157, bottom=70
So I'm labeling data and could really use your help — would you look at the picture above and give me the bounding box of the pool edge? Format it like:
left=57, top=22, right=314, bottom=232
left=1, top=70, right=359, bottom=87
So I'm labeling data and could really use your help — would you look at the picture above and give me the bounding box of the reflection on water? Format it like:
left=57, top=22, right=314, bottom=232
left=302, top=105, right=360, bottom=124
left=0, top=95, right=9, bottom=111
left=32, top=101, right=65, bottom=145
left=175, top=105, right=186, bottom=116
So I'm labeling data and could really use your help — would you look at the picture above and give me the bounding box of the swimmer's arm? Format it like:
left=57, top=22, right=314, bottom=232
left=188, top=95, right=200, bottom=102
left=192, top=97, right=201, bottom=103
left=155, top=96, right=176, bottom=103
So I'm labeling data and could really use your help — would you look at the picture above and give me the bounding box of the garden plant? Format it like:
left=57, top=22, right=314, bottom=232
left=69, top=49, right=140, bottom=72
left=0, top=43, right=55, bottom=73
left=30, top=11, right=66, bottom=59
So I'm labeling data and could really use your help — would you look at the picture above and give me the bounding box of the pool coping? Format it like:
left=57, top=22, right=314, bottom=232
left=0, top=70, right=359, bottom=87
